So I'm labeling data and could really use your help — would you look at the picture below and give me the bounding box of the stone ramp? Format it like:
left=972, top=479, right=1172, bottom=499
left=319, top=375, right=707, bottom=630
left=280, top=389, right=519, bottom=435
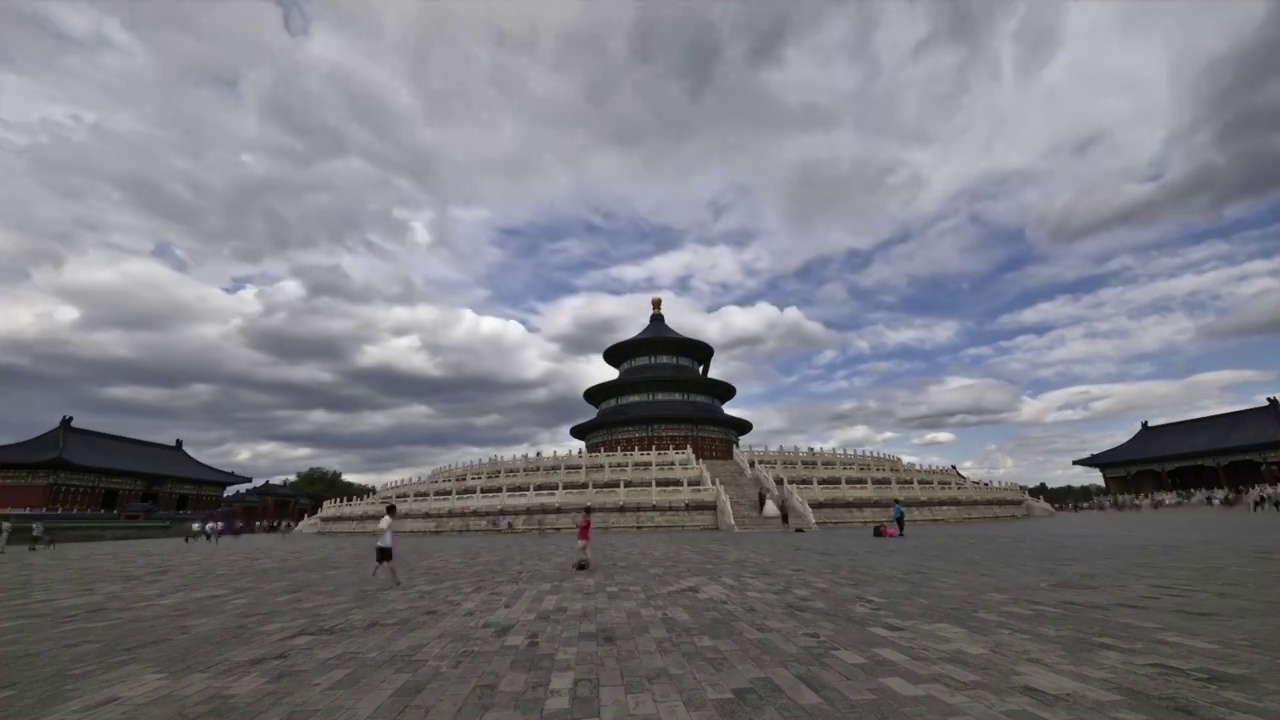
left=704, top=460, right=783, bottom=531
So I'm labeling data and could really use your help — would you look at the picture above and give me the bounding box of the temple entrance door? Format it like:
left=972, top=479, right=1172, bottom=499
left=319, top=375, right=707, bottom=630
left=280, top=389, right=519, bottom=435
left=1224, top=460, right=1265, bottom=490
left=1169, top=464, right=1215, bottom=492
left=1127, top=469, right=1161, bottom=494
left=175, top=494, right=189, bottom=512
left=100, top=489, right=119, bottom=511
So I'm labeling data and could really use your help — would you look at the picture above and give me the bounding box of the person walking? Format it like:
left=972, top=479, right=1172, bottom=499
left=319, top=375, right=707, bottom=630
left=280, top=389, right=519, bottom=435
left=892, top=499, right=906, bottom=537
left=573, top=506, right=592, bottom=570
left=372, top=504, right=401, bottom=586
left=28, top=519, right=45, bottom=551
left=0, top=519, right=11, bottom=552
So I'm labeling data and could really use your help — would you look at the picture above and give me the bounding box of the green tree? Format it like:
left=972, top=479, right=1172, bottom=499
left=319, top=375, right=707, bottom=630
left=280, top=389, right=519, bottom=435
left=1026, top=482, right=1109, bottom=506
left=289, top=467, right=376, bottom=509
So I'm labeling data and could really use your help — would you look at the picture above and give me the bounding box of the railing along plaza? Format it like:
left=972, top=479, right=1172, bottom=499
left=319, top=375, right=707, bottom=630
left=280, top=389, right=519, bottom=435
left=320, top=479, right=718, bottom=518
left=377, top=447, right=703, bottom=496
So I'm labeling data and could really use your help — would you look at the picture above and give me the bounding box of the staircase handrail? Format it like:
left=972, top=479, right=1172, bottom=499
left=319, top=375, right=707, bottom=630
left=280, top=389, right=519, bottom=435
left=777, top=474, right=818, bottom=530
left=753, top=464, right=780, bottom=499
left=698, top=462, right=716, bottom=487
left=735, top=446, right=780, bottom=500
left=714, top=484, right=737, bottom=531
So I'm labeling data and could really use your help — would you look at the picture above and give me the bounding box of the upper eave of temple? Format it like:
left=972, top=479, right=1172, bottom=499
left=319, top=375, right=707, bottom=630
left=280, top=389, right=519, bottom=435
left=601, top=299, right=714, bottom=368
left=1072, top=398, right=1280, bottom=468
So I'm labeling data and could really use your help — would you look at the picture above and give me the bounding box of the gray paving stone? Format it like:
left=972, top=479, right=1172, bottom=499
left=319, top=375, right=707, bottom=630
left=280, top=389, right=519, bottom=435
left=1, top=510, right=1278, bottom=719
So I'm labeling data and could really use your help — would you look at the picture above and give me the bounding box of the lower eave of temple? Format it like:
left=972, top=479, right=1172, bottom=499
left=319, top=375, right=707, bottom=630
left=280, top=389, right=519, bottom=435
left=568, top=410, right=753, bottom=441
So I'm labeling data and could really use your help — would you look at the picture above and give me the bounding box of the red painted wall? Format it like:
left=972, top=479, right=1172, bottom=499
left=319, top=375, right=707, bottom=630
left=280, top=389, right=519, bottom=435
left=0, top=484, right=52, bottom=510
left=587, top=436, right=735, bottom=460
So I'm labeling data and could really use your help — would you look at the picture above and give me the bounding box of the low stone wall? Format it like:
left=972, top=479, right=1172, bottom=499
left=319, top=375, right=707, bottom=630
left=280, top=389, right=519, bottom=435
left=0, top=515, right=193, bottom=544
left=805, top=497, right=1028, bottom=527
left=312, top=500, right=718, bottom=535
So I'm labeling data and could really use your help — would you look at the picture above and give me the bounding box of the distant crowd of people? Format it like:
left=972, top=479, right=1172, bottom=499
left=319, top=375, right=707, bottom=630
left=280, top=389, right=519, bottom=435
left=1053, top=485, right=1280, bottom=512
left=185, top=518, right=295, bottom=543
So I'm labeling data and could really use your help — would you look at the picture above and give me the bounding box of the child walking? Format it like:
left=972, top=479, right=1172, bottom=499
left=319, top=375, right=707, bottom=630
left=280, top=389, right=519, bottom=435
left=573, top=506, right=592, bottom=570
left=372, top=504, right=401, bottom=586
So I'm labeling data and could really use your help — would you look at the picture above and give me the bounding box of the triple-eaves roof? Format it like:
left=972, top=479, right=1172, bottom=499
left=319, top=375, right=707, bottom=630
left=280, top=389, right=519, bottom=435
left=1073, top=399, right=1280, bottom=469
left=0, top=418, right=250, bottom=486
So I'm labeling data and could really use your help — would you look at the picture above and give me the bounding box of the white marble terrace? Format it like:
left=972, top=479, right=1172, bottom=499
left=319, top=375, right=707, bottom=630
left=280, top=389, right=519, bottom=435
left=316, top=446, right=1025, bottom=519
left=739, top=446, right=1025, bottom=501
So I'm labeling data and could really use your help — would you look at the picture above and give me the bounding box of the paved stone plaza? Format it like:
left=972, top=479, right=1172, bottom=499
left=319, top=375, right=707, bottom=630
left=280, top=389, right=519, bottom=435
left=2, top=510, right=1277, bottom=720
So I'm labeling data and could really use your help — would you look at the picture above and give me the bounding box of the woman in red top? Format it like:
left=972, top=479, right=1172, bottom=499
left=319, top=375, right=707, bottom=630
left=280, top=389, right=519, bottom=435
left=574, top=506, right=592, bottom=569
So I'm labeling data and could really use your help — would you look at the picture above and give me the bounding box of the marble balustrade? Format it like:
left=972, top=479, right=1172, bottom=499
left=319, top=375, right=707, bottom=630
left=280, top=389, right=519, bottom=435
left=741, top=448, right=1023, bottom=492
left=779, top=475, right=1025, bottom=500
left=377, top=448, right=704, bottom=495
left=319, top=478, right=718, bottom=518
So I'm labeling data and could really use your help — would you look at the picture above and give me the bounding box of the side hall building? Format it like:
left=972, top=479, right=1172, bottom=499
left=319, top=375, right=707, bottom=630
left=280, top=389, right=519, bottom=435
left=223, top=481, right=313, bottom=527
left=0, top=416, right=249, bottom=512
left=1073, top=398, right=1280, bottom=494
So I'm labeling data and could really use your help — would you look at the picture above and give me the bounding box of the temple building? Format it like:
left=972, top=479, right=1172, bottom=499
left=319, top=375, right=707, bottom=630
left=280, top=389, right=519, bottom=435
left=1073, top=397, right=1280, bottom=494
left=222, top=481, right=312, bottom=527
left=569, top=297, right=753, bottom=460
left=0, top=416, right=249, bottom=512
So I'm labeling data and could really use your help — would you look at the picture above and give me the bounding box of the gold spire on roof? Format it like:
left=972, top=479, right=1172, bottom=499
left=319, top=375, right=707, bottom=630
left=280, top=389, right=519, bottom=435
left=651, top=296, right=663, bottom=314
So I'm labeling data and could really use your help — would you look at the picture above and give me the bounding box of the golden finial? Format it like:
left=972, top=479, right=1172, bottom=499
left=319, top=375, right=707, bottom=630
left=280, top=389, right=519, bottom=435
left=651, top=296, right=663, bottom=314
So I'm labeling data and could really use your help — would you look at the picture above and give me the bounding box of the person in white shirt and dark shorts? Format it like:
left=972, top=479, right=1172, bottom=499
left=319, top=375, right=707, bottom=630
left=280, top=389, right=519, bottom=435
left=372, top=503, right=401, bottom=586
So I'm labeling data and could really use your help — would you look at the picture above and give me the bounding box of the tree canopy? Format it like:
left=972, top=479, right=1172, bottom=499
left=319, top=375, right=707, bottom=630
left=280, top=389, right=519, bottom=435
left=289, top=467, right=376, bottom=509
left=1026, top=482, right=1108, bottom=506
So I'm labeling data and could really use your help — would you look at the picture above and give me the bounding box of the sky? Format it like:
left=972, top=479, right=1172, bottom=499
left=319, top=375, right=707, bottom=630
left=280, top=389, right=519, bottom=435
left=1, top=1, right=1278, bottom=491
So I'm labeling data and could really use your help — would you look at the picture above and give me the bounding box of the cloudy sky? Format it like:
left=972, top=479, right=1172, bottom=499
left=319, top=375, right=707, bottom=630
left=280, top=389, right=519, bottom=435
left=2, top=1, right=1277, bottom=490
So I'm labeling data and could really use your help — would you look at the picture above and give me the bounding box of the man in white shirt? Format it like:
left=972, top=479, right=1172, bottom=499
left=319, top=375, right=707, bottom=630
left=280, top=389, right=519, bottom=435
left=0, top=519, right=11, bottom=552
left=29, top=520, right=46, bottom=551
left=372, top=503, right=401, bottom=586
left=188, top=520, right=202, bottom=543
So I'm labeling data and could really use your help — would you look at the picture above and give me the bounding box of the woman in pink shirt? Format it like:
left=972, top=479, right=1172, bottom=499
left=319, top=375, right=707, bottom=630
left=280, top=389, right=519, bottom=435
left=573, top=506, right=592, bottom=570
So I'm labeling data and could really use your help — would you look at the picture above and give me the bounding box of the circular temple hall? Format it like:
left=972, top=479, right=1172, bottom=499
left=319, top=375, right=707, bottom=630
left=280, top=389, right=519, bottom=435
left=568, top=297, right=753, bottom=460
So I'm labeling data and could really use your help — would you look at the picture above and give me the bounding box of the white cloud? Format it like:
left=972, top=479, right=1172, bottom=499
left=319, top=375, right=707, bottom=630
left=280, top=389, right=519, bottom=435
left=912, top=432, right=957, bottom=446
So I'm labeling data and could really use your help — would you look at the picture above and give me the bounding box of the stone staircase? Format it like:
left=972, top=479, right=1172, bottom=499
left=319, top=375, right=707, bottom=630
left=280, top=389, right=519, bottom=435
left=703, top=460, right=784, bottom=531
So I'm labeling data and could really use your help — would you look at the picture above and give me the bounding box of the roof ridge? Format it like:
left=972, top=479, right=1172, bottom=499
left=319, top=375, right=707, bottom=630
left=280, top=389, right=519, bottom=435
left=176, top=446, right=250, bottom=480
left=1144, top=402, right=1269, bottom=429
left=67, top=425, right=183, bottom=450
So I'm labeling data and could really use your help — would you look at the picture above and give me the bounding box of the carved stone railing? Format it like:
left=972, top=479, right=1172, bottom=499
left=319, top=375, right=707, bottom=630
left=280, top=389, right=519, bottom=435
left=733, top=446, right=781, bottom=503
left=697, top=463, right=715, bottom=487
left=427, top=446, right=699, bottom=477
left=714, top=485, right=736, bottom=531
left=780, top=480, right=817, bottom=530
left=382, top=447, right=706, bottom=495
left=319, top=481, right=719, bottom=518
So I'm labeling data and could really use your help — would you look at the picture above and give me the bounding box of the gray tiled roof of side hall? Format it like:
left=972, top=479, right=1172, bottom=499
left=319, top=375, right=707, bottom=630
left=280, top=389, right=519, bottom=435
left=1073, top=399, right=1280, bottom=467
left=0, top=419, right=249, bottom=486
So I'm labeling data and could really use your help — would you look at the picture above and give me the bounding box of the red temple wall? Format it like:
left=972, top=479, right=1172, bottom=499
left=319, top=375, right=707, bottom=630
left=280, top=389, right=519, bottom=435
left=0, top=484, right=52, bottom=509
left=587, top=436, right=735, bottom=460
